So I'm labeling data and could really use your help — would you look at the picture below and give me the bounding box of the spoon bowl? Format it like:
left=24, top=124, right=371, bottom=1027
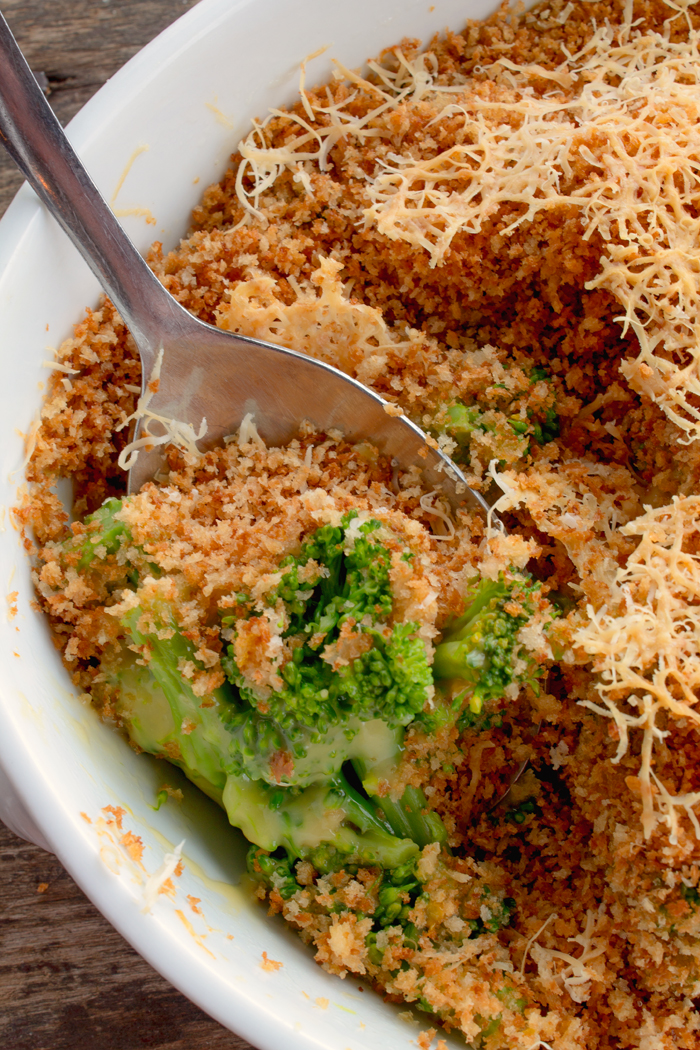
left=0, top=11, right=488, bottom=514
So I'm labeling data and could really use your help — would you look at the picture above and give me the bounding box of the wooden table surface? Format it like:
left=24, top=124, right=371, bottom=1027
left=0, top=3, right=256, bottom=1047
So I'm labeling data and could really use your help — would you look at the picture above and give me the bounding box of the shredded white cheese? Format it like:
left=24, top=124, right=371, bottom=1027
left=520, top=911, right=557, bottom=977
left=530, top=908, right=607, bottom=1003
left=42, top=359, right=80, bottom=375
left=418, top=490, right=456, bottom=541
left=236, top=7, right=700, bottom=439
left=236, top=412, right=266, bottom=448
left=234, top=49, right=466, bottom=223
left=575, top=495, right=700, bottom=840
left=116, top=348, right=207, bottom=470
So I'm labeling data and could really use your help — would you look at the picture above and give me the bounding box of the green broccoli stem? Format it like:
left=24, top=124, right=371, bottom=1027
left=123, top=604, right=236, bottom=710
left=304, top=824, right=419, bottom=873
left=431, top=637, right=486, bottom=681
left=119, top=604, right=237, bottom=793
left=63, top=497, right=128, bottom=571
left=222, top=772, right=418, bottom=871
left=441, top=577, right=508, bottom=640
left=299, top=767, right=423, bottom=870
left=395, top=786, right=447, bottom=848
left=327, top=768, right=396, bottom=839
left=351, top=758, right=447, bottom=848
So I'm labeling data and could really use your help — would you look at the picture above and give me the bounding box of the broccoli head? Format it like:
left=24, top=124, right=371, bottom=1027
left=221, top=512, right=433, bottom=783
left=432, top=574, right=541, bottom=713
left=433, top=367, right=561, bottom=470
left=52, top=498, right=447, bottom=873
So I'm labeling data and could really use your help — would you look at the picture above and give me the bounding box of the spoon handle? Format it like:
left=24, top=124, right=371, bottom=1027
left=0, top=11, right=179, bottom=371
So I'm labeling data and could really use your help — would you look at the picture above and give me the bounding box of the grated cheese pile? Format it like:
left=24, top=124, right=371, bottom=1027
left=575, top=495, right=700, bottom=841
left=236, top=0, right=700, bottom=440
left=234, top=50, right=466, bottom=221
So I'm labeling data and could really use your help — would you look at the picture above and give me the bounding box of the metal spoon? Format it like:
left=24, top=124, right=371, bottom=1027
left=0, top=12, right=488, bottom=514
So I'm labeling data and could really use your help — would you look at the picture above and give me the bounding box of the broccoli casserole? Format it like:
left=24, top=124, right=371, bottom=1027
left=17, top=0, right=700, bottom=1047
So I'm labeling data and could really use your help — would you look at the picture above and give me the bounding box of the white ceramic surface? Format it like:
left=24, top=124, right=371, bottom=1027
left=0, top=0, right=502, bottom=1045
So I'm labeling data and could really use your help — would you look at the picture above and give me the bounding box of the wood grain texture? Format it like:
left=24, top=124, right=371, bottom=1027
left=0, top=822, right=254, bottom=1050
left=0, top=0, right=202, bottom=213
left=0, top=2, right=256, bottom=1047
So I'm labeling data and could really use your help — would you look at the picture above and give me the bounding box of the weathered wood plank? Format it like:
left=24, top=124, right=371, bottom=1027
left=0, top=822, right=253, bottom=1049
left=0, top=3, right=259, bottom=1046
left=0, top=0, right=204, bottom=213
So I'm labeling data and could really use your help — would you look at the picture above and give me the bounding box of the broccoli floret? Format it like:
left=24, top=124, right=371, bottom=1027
left=503, top=798, right=538, bottom=825
left=281, top=516, right=394, bottom=631
left=248, top=848, right=300, bottom=900
left=438, top=374, right=561, bottom=456
left=223, top=513, right=432, bottom=738
left=110, top=586, right=424, bottom=868
left=223, top=618, right=430, bottom=745
left=527, top=366, right=560, bottom=444
left=442, top=402, right=492, bottom=445
left=248, top=846, right=425, bottom=951
left=60, top=500, right=447, bottom=881
left=432, top=575, right=540, bottom=713
left=372, top=859, right=422, bottom=927
left=531, top=405, right=559, bottom=445
left=58, top=496, right=157, bottom=586
left=70, top=496, right=128, bottom=571
left=215, top=511, right=446, bottom=866
left=473, top=889, right=517, bottom=934
left=352, top=755, right=446, bottom=848
left=433, top=400, right=530, bottom=473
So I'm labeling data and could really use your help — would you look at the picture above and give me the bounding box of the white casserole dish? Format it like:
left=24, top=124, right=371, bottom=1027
left=0, top=0, right=502, bottom=1044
